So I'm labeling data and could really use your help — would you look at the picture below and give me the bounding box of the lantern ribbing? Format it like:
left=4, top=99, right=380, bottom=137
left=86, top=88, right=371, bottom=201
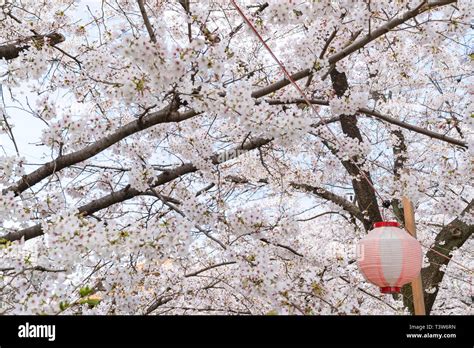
left=357, top=222, right=423, bottom=294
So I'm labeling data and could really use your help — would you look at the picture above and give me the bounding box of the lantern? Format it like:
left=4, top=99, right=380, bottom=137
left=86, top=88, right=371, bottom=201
left=357, top=221, right=422, bottom=294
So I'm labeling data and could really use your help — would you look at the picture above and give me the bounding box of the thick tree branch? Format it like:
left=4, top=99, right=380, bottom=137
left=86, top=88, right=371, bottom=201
left=360, top=107, right=467, bottom=148
left=0, top=32, right=65, bottom=60
left=421, top=200, right=473, bottom=314
left=224, top=174, right=364, bottom=227
left=250, top=0, right=456, bottom=99
left=267, top=100, right=467, bottom=148
left=4, top=103, right=196, bottom=196
left=291, top=183, right=366, bottom=224
left=184, top=261, right=237, bottom=278
left=2, top=137, right=272, bottom=242
left=391, top=129, right=407, bottom=223
left=327, top=1, right=456, bottom=64
left=145, top=295, right=173, bottom=315
left=330, top=69, right=382, bottom=230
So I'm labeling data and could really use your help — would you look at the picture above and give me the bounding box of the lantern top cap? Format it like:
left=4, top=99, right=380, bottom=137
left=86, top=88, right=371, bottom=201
left=373, top=221, right=400, bottom=228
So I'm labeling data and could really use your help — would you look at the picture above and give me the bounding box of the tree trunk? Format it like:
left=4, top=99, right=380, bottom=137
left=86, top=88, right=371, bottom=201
left=329, top=69, right=382, bottom=231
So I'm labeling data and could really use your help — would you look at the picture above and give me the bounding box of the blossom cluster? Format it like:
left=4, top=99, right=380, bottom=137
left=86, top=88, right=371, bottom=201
left=329, top=90, right=369, bottom=116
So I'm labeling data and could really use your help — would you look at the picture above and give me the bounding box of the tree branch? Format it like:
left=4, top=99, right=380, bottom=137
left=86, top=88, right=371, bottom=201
left=326, top=1, right=456, bottom=65
left=2, top=137, right=272, bottom=242
left=145, top=295, right=173, bottom=315
left=137, top=0, right=157, bottom=43
left=0, top=32, right=65, bottom=61
left=250, top=0, right=456, bottom=99
left=267, top=99, right=467, bottom=148
left=360, top=107, right=467, bottom=148
left=291, top=182, right=366, bottom=224
left=184, top=261, right=237, bottom=278
left=421, top=200, right=473, bottom=314
left=4, top=104, right=196, bottom=196
left=330, top=69, right=382, bottom=230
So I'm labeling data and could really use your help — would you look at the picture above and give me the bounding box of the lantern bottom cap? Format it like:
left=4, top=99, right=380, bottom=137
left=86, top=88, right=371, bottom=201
left=380, top=286, right=401, bottom=294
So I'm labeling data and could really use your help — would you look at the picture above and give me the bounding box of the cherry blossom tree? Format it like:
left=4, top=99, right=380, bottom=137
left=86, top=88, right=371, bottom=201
left=0, top=0, right=472, bottom=315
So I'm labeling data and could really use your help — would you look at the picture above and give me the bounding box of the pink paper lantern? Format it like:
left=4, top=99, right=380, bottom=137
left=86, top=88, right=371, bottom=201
left=357, top=221, right=422, bottom=294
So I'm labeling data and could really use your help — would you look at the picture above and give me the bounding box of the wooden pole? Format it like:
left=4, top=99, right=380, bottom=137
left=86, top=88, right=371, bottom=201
left=402, top=196, right=426, bottom=315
